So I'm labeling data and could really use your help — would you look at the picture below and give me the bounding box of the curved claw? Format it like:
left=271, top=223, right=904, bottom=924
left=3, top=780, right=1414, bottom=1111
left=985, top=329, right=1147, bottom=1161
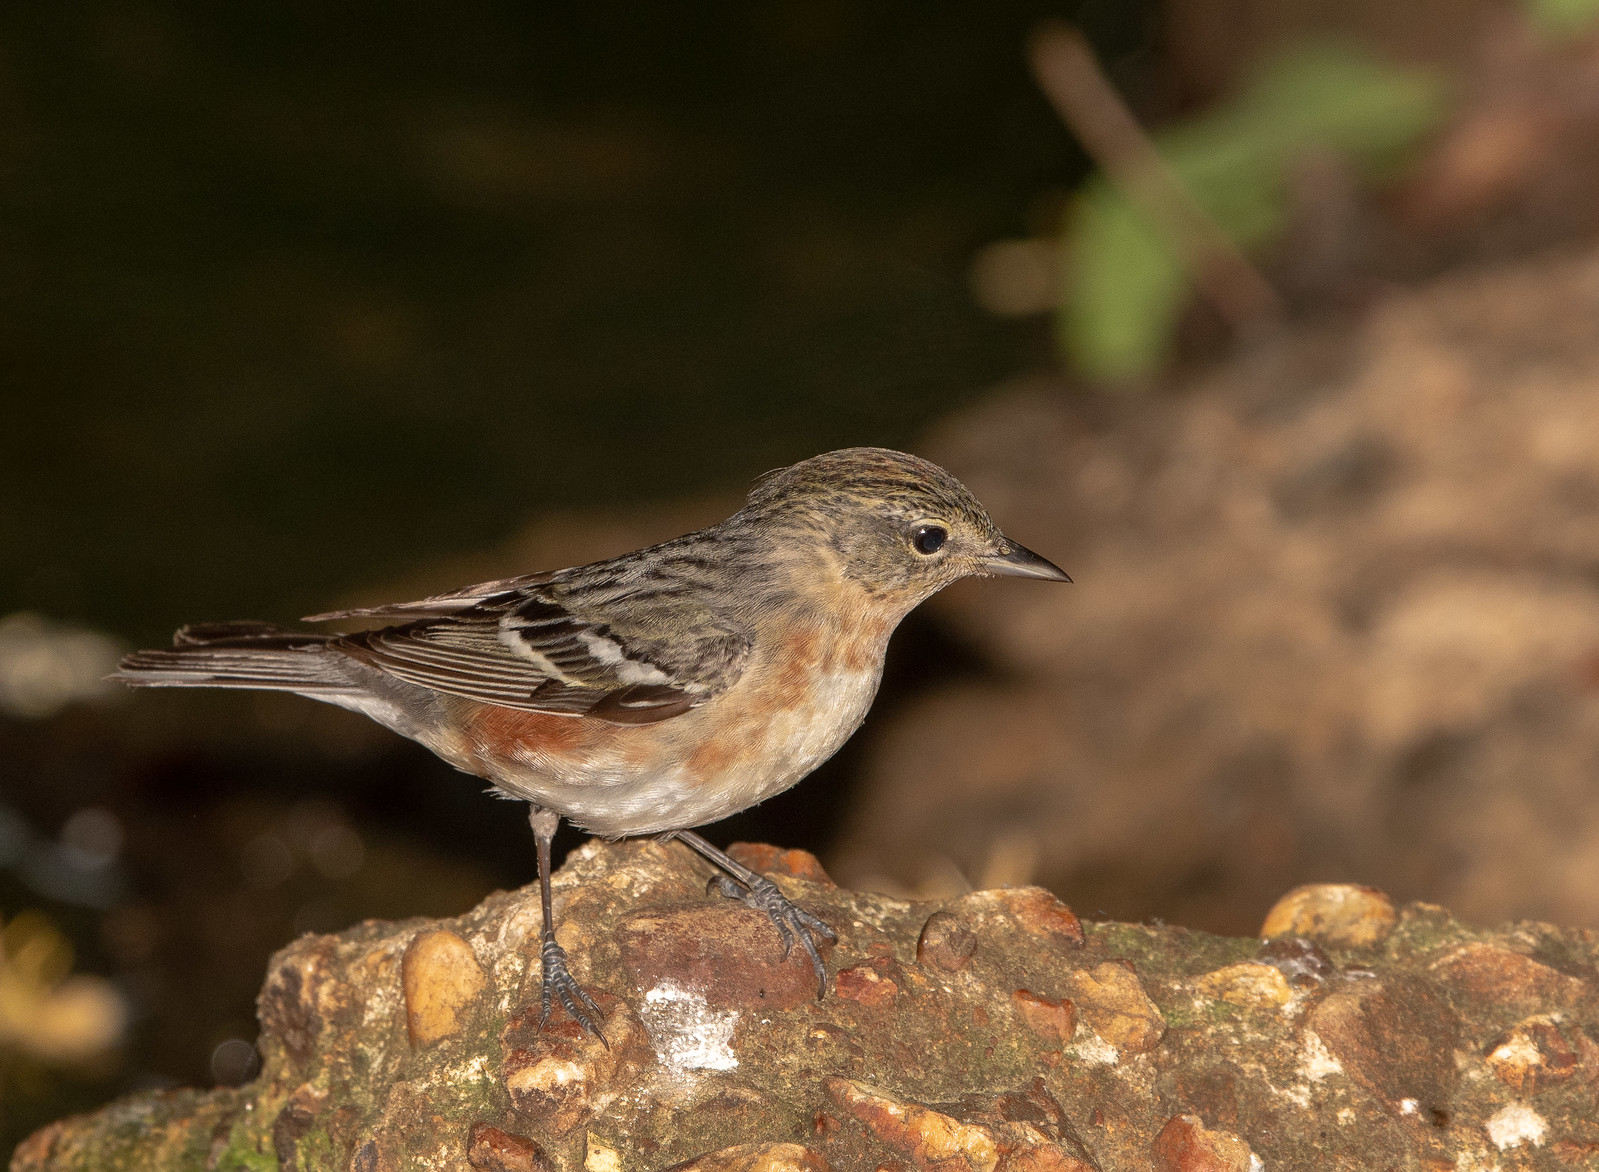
left=539, top=937, right=608, bottom=1047
left=710, top=872, right=836, bottom=999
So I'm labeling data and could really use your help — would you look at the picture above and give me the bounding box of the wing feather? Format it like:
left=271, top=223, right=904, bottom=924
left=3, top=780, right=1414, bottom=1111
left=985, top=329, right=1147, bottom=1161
left=327, top=571, right=751, bottom=724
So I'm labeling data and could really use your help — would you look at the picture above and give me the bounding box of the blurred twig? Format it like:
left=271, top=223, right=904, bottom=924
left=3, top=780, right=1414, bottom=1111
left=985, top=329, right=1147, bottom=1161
left=1029, top=21, right=1284, bottom=333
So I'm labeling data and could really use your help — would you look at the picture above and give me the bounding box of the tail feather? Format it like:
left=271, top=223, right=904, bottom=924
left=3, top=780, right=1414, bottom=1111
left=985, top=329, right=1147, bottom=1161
left=112, top=622, right=350, bottom=693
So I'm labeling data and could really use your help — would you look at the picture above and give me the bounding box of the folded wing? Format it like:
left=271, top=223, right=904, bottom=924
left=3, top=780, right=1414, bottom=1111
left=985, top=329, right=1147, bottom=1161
left=328, top=574, right=751, bottom=725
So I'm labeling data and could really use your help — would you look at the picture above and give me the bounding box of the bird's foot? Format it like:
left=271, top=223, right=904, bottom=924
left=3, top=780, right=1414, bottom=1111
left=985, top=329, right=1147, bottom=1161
left=539, top=936, right=608, bottom=1046
left=709, top=872, right=837, bottom=998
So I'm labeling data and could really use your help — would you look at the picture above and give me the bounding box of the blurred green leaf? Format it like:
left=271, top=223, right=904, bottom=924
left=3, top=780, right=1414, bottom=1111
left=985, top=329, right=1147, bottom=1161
left=1527, top=0, right=1599, bottom=40
left=1060, top=41, right=1447, bottom=381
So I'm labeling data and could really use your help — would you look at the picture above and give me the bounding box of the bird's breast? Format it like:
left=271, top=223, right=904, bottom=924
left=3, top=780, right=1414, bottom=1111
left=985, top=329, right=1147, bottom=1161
left=456, top=609, right=894, bottom=837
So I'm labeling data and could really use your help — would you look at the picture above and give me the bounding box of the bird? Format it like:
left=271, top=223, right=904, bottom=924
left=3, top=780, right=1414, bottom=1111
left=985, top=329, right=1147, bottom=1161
left=113, top=447, right=1070, bottom=1038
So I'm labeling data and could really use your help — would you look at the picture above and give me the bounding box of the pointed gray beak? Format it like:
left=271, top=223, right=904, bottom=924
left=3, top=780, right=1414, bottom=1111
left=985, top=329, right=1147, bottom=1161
left=984, top=538, right=1072, bottom=582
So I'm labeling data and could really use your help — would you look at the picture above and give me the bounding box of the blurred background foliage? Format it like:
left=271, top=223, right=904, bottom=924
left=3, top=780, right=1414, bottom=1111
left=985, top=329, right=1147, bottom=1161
left=9, top=0, right=1599, bottom=1159
left=1531, top=0, right=1599, bottom=40
left=1062, top=41, right=1446, bottom=378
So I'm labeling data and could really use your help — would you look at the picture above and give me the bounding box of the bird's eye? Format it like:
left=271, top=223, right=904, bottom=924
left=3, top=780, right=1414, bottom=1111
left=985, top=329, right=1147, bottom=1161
left=912, top=525, right=948, bottom=555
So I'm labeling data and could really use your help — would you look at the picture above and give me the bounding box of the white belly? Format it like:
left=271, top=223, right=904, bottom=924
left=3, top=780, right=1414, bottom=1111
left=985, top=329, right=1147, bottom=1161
left=491, top=662, right=884, bottom=838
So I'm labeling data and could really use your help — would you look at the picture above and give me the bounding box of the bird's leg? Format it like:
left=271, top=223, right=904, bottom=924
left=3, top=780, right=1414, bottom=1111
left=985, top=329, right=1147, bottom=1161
left=529, top=806, right=606, bottom=1044
left=667, top=829, right=837, bottom=999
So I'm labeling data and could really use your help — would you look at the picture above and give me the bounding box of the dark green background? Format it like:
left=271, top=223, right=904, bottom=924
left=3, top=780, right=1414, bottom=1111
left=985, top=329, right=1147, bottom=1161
left=2, top=2, right=1153, bottom=645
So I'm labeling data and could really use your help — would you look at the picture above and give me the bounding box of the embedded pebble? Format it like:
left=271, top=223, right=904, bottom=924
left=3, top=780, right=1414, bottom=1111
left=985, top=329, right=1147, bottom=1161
left=1066, top=962, right=1166, bottom=1054
left=1151, top=1114, right=1261, bottom=1172
left=401, top=929, right=487, bottom=1047
left=657, top=1141, right=831, bottom=1171
left=916, top=909, right=978, bottom=972
left=1260, top=884, right=1397, bottom=949
left=467, top=1123, right=552, bottom=1172
left=1012, top=988, right=1078, bottom=1045
left=1194, top=962, right=1293, bottom=1008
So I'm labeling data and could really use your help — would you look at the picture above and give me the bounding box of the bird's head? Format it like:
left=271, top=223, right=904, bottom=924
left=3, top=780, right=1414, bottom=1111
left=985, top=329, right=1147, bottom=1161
left=738, top=447, right=1069, bottom=607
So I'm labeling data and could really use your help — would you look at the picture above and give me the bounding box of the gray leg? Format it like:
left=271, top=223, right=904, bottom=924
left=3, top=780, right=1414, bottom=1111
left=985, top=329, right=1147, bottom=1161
left=667, top=829, right=837, bottom=999
left=530, top=806, right=606, bottom=1044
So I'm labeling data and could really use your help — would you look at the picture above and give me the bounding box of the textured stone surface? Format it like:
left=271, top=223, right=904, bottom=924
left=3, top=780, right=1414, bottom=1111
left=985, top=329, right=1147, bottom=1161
left=14, top=842, right=1599, bottom=1170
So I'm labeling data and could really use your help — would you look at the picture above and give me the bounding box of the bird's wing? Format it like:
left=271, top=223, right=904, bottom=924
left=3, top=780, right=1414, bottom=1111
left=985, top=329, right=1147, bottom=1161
left=333, top=574, right=752, bottom=725
left=302, top=571, right=557, bottom=622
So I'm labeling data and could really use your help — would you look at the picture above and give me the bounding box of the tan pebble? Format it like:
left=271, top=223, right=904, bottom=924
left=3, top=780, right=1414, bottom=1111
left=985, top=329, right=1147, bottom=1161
left=917, top=909, right=978, bottom=971
left=1066, top=962, right=1166, bottom=1054
left=467, top=1123, right=552, bottom=1172
left=657, top=1141, right=831, bottom=1171
left=401, top=929, right=487, bottom=1047
left=1012, top=989, right=1078, bottom=1045
left=585, top=1134, right=622, bottom=1172
left=1260, top=884, right=1396, bottom=948
left=823, top=1077, right=997, bottom=1169
left=1151, top=1114, right=1258, bottom=1172
left=1194, top=962, right=1292, bottom=1008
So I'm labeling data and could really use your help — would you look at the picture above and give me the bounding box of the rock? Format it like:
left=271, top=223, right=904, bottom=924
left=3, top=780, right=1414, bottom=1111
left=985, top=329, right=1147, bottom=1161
left=660, top=1141, right=829, bottom=1171
left=725, top=844, right=836, bottom=887
left=1064, top=962, right=1165, bottom=1054
left=940, top=888, right=1084, bottom=956
left=500, top=993, right=652, bottom=1136
left=1428, top=942, right=1592, bottom=1018
left=617, top=903, right=829, bottom=1013
left=917, top=910, right=979, bottom=972
left=15, top=843, right=1599, bottom=1170
left=1011, top=990, right=1078, bottom=1046
left=403, top=928, right=489, bottom=1046
left=468, top=1124, right=554, bottom=1172
left=583, top=1133, right=622, bottom=1172
left=819, top=1077, right=1095, bottom=1172
left=1482, top=1014, right=1592, bottom=1094
left=834, top=960, right=899, bottom=1008
left=1259, top=885, right=1398, bottom=950
left=821, top=1078, right=1000, bottom=1170
left=1254, top=937, right=1334, bottom=987
left=1306, top=975, right=1459, bottom=1112
left=987, top=888, right=1085, bottom=949
left=1151, top=1115, right=1259, bottom=1172
left=1192, top=962, right=1292, bottom=1009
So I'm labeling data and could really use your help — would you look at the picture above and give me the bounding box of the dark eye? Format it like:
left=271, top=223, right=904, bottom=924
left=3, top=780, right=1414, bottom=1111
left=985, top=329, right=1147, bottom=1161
left=912, top=525, right=948, bottom=555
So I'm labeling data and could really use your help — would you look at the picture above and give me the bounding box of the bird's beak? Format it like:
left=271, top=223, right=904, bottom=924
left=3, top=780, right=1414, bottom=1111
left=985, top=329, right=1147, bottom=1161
left=983, top=538, right=1072, bottom=582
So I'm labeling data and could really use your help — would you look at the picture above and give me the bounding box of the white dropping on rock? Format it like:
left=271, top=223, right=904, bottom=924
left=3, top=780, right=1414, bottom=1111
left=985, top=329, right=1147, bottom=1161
left=1300, top=1032, right=1344, bottom=1082
left=1485, top=1102, right=1547, bottom=1151
left=1067, top=1035, right=1119, bottom=1067
left=639, top=982, right=738, bottom=1073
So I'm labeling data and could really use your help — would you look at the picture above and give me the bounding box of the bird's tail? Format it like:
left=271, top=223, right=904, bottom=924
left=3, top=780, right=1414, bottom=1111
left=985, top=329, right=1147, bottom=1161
left=111, top=621, right=351, bottom=694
